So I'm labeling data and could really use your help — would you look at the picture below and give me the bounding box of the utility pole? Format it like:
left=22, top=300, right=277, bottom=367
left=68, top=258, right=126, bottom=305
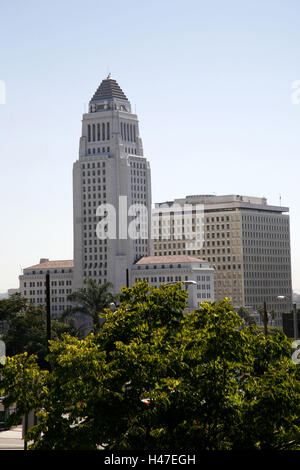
left=263, top=301, right=268, bottom=336
left=293, top=303, right=298, bottom=340
left=24, top=275, right=51, bottom=449
left=45, top=274, right=51, bottom=361
left=23, top=414, right=28, bottom=450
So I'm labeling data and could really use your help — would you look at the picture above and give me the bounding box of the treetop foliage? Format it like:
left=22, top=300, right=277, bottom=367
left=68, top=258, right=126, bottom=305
left=0, top=281, right=299, bottom=450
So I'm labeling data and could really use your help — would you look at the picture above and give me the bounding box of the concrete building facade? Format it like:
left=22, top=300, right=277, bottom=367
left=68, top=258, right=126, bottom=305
left=131, top=255, right=214, bottom=310
left=73, top=75, right=152, bottom=293
left=153, top=194, right=292, bottom=318
left=18, top=258, right=73, bottom=316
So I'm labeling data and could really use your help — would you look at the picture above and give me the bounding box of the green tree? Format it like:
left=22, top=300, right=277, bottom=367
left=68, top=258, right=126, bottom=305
left=0, top=282, right=299, bottom=450
left=0, top=293, right=27, bottom=323
left=269, top=308, right=277, bottom=320
left=1, top=304, right=79, bottom=369
left=64, top=278, right=117, bottom=333
left=256, top=304, right=264, bottom=322
left=237, top=306, right=256, bottom=326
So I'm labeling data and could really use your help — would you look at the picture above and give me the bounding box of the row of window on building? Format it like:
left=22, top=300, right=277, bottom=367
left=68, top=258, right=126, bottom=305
left=241, top=214, right=288, bottom=224
left=245, top=271, right=290, bottom=279
left=242, top=223, right=289, bottom=231
left=130, top=160, right=146, bottom=169
left=83, top=187, right=106, bottom=194
left=125, top=148, right=137, bottom=155
left=196, top=275, right=211, bottom=281
left=135, top=275, right=190, bottom=283
left=25, top=288, right=72, bottom=296
left=83, top=273, right=107, bottom=281
left=87, top=147, right=110, bottom=155
left=84, top=262, right=107, bottom=267
left=51, top=305, right=66, bottom=312
left=243, top=256, right=291, bottom=263
left=120, top=122, right=136, bottom=142
left=155, top=240, right=232, bottom=248
left=197, top=284, right=211, bottom=290
left=83, top=193, right=107, bottom=200
left=24, top=280, right=72, bottom=288
left=83, top=168, right=106, bottom=176
left=25, top=269, right=72, bottom=275
left=83, top=201, right=107, bottom=209
left=244, top=279, right=291, bottom=287
left=244, top=264, right=290, bottom=271
left=246, top=287, right=291, bottom=295
left=197, top=293, right=211, bottom=299
left=26, top=298, right=68, bottom=307
left=87, top=122, right=138, bottom=144
left=243, top=232, right=289, bottom=240
left=87, top=123, right=110, bottom=142
left=82, top=161, right=106, bottom=169
left=243, top=239, right=290, bottom=247
left=83, top=239, right=108, bottom=246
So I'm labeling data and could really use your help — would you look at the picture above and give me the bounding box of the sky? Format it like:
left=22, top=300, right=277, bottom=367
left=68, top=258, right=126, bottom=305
left=0, top=0, right=300, bottom=293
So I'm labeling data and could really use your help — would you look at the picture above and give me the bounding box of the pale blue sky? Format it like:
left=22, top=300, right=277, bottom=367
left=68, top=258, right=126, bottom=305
left=0, top=0, right=300, bottom=292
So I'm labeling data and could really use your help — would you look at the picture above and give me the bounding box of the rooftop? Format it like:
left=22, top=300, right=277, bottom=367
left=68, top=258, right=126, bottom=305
left=90, top=75, right=128, bottom=103
left=23, top=259, right=74, bottom=271
left=134, top=255, right=206, bottom=265
left=154, top=194, right=289, bottom=213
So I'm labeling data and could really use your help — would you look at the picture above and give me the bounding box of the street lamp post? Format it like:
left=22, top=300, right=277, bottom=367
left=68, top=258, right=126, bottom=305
left=45, top=273, right=51, bottom=355
left=183, top=280, right=197, bottom=288
left=165, top=280, right=197, bottom=289
left=277, top=295, right=298, bottom=340
left=24, top=276, right=51, bottom=451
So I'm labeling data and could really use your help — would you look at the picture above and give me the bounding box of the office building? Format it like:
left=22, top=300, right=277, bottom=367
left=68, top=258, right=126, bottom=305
left=73, top=75, right=152, bottom=293
left=19, top=258, right=73, bottom=316
left=131, top=255, right=214, bottom=309
left=153, top=194, right=292, bottom=317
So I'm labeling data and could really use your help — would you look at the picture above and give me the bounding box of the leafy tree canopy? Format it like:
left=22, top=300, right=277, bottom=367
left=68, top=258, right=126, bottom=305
left=64, top=278, right=117, bottom=333
left=0, top=293, right=27, bottom=322
left=237, top=306, right=256, bottom=326
left=1, top=282, right=299, bottom=450
left=0, top=296, right=80, bottom=368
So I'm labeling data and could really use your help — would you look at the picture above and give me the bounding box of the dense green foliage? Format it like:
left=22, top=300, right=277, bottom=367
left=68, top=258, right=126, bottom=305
left=0, top=294, right=79, bottom=368
left=236, top=306, right=256, bottom=326
left=1, top=282, right=299, bottom=450
left=64, top=278, right=117, bottom=333
left=0, top=293, right=27, bottom=322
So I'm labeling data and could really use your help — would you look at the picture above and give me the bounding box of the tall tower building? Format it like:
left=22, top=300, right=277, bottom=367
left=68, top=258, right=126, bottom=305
left=73, top=76, right=152, bottom=293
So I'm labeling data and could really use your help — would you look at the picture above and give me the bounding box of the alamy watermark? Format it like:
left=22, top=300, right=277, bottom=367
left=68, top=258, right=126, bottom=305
left=0, top=80, right=5, bottom=104
left=291, top=80, right=300, bottom=104
left=95, top=197, right=204, bottom=251
left=0, top=340, right=6, bottom=365
left=292, top=340, right=300, bottom=365
left=152, top=203, right=205, bottom=250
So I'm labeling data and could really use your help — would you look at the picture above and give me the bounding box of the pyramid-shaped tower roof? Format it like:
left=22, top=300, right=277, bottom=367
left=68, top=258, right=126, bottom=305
left=90, top=75, right=128, bottom=103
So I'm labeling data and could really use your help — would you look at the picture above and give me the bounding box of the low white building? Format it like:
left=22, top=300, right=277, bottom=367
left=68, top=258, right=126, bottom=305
left=7, top=288, right=20, bottom=296
left=131, top=255, right=214, bottom=310
left=17, top=255, right=214, bottom=317
left=19, top=259, right=74, bottom=317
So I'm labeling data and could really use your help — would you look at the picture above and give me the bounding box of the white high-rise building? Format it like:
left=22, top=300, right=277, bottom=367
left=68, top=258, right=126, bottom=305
left=73, top=75, right=152, bottom=293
